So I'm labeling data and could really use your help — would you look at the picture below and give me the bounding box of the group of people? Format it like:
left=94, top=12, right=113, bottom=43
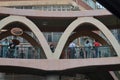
left=67, top=40, right=101, bottom=59
left=84, top=40, right=101, bottom=58
left=0, top=38, right=101, bottom=59
left=0, top=39, right=17, bottom=58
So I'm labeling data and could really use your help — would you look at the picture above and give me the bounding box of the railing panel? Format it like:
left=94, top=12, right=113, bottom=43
left=64, top=46, right=115, bottom=59
left=0, top=45, right=41, bottom=59
left=0, top=45, right=116, bottom=59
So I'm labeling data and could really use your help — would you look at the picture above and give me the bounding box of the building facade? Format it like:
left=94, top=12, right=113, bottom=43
left=0, top=0, right=120, bottom=80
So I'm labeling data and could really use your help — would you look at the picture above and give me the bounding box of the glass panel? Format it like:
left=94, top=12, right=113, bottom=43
left=48, top=34, right=52, bottom=42
left=62, top=45, right=115, bottom=59
left=6, top=4, right=79, bottom=11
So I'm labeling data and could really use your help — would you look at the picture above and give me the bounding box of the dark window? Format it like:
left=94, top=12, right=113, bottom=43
left=48, top=35, right=52, bottom=42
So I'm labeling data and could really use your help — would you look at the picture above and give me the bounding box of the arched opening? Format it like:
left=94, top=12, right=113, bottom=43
left=55, top=17, right=120, bottom=59
left=0, top=31, right=46, bottom=59
left=0, top=16, right=50, bottom=58
left=60, top=31, right=114, bottom=59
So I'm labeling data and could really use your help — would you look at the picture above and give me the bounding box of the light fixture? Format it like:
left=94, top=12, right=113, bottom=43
left=0, top=29, right=7, bottom=32
left=11, top=27, right=23, bottom=36
left=42, top=22, right=48, bottom=26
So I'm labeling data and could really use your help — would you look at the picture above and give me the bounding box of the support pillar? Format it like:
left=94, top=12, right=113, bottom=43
left=46, top=75, right=59, bottom=80
left=0, top=73, right=5, bottom=80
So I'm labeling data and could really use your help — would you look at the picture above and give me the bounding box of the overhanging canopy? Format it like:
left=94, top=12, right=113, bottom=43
left=97, top=0, right=120, bottom=18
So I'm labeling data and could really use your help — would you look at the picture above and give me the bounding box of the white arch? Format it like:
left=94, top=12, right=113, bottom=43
left=1, top=16, right=119, bottom=59
left=0, top=16, right=53, bottom=59
left=54, top=17, right=120, bottom=58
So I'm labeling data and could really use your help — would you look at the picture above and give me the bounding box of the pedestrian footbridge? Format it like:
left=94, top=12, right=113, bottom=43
left=0, top=57, right=120, bottom=75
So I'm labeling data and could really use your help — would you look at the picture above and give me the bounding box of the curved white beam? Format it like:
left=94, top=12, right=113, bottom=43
left=0, top=16, right=119, bottom=59
left=0, top=16, right=53, bottom=59
left=55, top=17, right=120, bottom=58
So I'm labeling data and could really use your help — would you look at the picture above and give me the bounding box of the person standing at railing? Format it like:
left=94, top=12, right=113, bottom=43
left=84, top=40, right=92, bottom=58
left=1, top=39, right=9, bottom=58
left=79, top=48, right=85, bottom=58
left=68, top=42, right=76, bottom=59
left=93, top=39, right=101, bottom=58
left=8, top=39, right=16, bottom=58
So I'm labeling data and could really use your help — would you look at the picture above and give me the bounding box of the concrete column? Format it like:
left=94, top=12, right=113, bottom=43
left=0, top=73, right=5, bottom=80
left=46, top=75, right=59, bottom=80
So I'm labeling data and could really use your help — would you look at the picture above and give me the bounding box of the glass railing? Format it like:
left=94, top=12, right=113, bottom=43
left=0, top=45, right=41, bottom=59
left=0, top=45, right=116, bottom=59
left=63, top=45, right=116, bottom=59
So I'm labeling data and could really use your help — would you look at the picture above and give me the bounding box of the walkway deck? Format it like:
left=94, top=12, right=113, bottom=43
left=0, top=57, right=120, bottom=75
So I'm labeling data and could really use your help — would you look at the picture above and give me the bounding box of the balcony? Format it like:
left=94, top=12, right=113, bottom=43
left=0, top=45, right=116, bottom=59
left=0, top=45, right=41, bottom=59
left=62, top=46, right=116, bottom=59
